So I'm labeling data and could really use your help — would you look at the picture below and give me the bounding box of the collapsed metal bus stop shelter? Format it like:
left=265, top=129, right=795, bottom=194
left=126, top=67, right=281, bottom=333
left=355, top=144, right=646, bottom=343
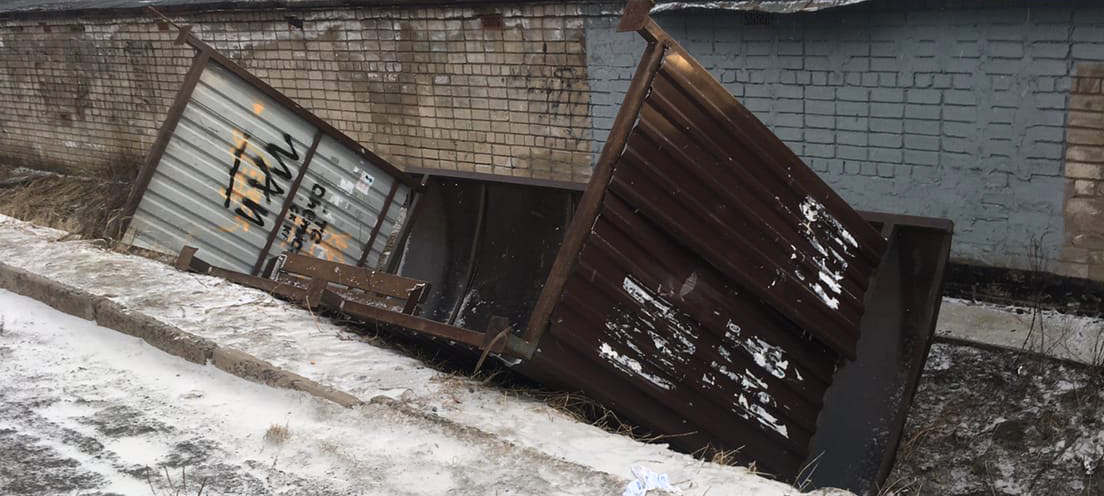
left=122, top=2, right=954, bottom=493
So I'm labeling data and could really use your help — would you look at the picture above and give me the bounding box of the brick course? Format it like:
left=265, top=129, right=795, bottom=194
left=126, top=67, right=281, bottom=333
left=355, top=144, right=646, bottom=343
left=0, top=3, right=593, bottom=182
left=586, top=2, right=1078, bottom=276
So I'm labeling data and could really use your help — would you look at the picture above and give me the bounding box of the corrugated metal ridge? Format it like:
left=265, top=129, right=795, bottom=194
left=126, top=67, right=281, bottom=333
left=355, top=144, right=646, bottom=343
left=623, top=45, right=885, bottom=359
left=529, top=12, right=889, bottom=480
left=124, top=32, right=416, bottom=276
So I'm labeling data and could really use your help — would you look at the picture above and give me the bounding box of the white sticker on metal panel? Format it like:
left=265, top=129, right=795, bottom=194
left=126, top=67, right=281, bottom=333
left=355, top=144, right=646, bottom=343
left=356, top=173, right=375, bottom=195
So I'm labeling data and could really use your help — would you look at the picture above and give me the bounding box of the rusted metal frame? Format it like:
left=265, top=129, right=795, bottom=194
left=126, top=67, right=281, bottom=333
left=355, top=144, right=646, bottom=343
left=659, top=38, right=886, bottom=262
left=176, top=246, right=308, bottom=301
left=519, top=38, right=670, bottom=354
left=356, top=180, right=401, bottom=268
left=605, top=163, right=861, bottom=357
left=401, top=284, right=430, bottom=315
left=180, top=246, right=429, bottom=316
left=176, top=30, right=420, bottom=190
left=384, top=174, right=431, bottom=273
left=250, top=130, right=324, bottom=275
left=622, top=121, right=869, bottom=318
left=447, top=182, right=488, bottom=326
left=403, top=166, right=587, bottom=192
left=869, top=219, right=953, bottom=487
left=568, top=246, right=821, bottom=442
left=588, top=201, right=835, bottom=395
left=318, top=289, right=529, bottom=359
left=279, top=252, right=427, bottom=300
left=549, top=295, right=804, bottom=475
left=120, top=48, right=209, bottom=234
left=640, top=74, right=874, bottom=294
left=858, top=210, right=955, bottom=233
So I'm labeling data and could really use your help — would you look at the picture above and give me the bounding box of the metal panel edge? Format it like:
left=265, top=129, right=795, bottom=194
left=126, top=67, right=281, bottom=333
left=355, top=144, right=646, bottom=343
left=121, top=48, right=209, bottom=237
left=179, top=31, right=420, bottom=190
left=519, top=33, right=669, bottom=352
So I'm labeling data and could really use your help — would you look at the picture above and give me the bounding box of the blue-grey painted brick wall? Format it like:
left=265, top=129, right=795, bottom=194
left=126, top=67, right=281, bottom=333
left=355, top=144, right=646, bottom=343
left=585, top=3, right=1079, bottom=271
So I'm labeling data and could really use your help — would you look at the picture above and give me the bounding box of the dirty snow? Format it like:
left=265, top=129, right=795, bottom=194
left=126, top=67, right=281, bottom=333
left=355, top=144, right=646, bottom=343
left=0, top=214, right=850, bottom=496
left=0, top=289, right=623, bottom=495
left=937, top=297, right=1104, bottom=366
left=889, top=341, right=1104, bottom=494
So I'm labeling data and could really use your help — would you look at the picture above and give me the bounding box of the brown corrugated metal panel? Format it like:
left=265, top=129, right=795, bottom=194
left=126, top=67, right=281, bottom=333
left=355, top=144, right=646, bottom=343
left=387, top=166, right=952, bottom=492
left=518, top=4, right=888, bottom=482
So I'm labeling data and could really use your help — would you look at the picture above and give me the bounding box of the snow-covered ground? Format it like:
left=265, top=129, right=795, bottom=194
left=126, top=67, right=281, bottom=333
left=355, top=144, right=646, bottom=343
left=0, top=215, right=848, bottom=494
left=0, top=289, right=629, bottom=495
left=938, top=297, right=1104, bottom=366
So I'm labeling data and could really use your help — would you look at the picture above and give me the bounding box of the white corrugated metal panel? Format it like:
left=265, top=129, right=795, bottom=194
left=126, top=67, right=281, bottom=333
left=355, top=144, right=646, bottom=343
left=271, top=134, right=411, bottom=267
left=125, top=58, right=410, bottom=273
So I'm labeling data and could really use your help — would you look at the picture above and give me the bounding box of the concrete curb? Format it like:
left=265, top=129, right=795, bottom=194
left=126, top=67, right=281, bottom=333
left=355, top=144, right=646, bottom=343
left=0, top=260, right=364, bottom=408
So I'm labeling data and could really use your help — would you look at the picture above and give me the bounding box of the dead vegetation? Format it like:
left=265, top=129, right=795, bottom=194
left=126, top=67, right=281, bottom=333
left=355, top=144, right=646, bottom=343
left=263, top=423, right=291, bottom=444
left=340, top=319, right=755, bottom=471
left=143, top=465, right=207, bottom=496
left=890, top=342, right=1104, bottom=495
left=0, top=162, right=134, bottom=241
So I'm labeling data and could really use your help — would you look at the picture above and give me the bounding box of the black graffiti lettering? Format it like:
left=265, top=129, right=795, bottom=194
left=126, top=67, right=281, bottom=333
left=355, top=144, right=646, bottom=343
left=264, top=133, right=299, bottom=180
left=309, top=219, right=328, bottom=243
left=279, top=182, right=332, bottom=254
left=235, top=198, right=268, bottom=227
left=224, top=135, right=250, bottom=208
left=246, top=153, right=285, bottom=203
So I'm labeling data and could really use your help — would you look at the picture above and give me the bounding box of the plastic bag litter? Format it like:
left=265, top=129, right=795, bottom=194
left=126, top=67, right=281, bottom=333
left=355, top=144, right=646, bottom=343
left=622, top=465, right=681, bottom=496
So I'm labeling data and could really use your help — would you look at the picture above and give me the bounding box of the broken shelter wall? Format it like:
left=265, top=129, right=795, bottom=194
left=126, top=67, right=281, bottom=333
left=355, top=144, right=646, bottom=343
left=584, top=0, right=1085, bottom=278
left=0, top=3, right=593, bottom=182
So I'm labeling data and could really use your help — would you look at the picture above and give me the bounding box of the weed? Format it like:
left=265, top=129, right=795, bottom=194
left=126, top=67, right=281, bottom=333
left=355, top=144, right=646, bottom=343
left=877, top=475, right=921, bottom=496
left=1089, top=324, right=1104, bottom=383
left=1019, top=232, right=1051, bottom=359
left=144, top=464, right=207, bottom=496
left=264, top=423, right=291, bottom=444
left=0, top=167, right=134, bottom=241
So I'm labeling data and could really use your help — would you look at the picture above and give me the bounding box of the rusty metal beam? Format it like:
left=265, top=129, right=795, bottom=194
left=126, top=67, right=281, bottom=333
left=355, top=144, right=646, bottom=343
left=520, top=33, right=669, bottom=351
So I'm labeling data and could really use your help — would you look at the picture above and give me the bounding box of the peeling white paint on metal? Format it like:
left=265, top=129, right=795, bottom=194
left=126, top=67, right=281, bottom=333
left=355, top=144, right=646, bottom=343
left=621, top=276, right=699, bottom=347
left=796, top=196, right=856, bottom=311
left=709, top=361, right=789, bottom=438
left=722, top=319, right=803, bottom=382
left=741, top=335, right=790, bottom=380
left=724, top=320, right=741, bottom=340
left=735, top=393, right=788, bottom=438
left=599, top=342, right=674, bottom=390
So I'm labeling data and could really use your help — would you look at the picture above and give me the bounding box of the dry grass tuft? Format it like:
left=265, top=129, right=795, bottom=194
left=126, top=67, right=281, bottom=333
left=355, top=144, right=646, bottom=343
left=0, top=161, right=135, bottom=241
left=263, top=423, right=291, bottom=444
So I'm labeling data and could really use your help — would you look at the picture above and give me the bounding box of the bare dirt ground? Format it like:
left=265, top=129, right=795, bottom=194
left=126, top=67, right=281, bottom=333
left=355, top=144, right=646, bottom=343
left=888, top=341, right=1104, bottom=495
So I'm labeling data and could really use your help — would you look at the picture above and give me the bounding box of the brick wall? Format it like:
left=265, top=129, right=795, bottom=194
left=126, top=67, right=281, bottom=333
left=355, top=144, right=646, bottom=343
left=586, top=1, right=1085, bottom=276
left=0, top=2, right=593, bottom=182
left=0, top=19, right=190, bottom=176
left=1063, top=63, right=1104, bottom=279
